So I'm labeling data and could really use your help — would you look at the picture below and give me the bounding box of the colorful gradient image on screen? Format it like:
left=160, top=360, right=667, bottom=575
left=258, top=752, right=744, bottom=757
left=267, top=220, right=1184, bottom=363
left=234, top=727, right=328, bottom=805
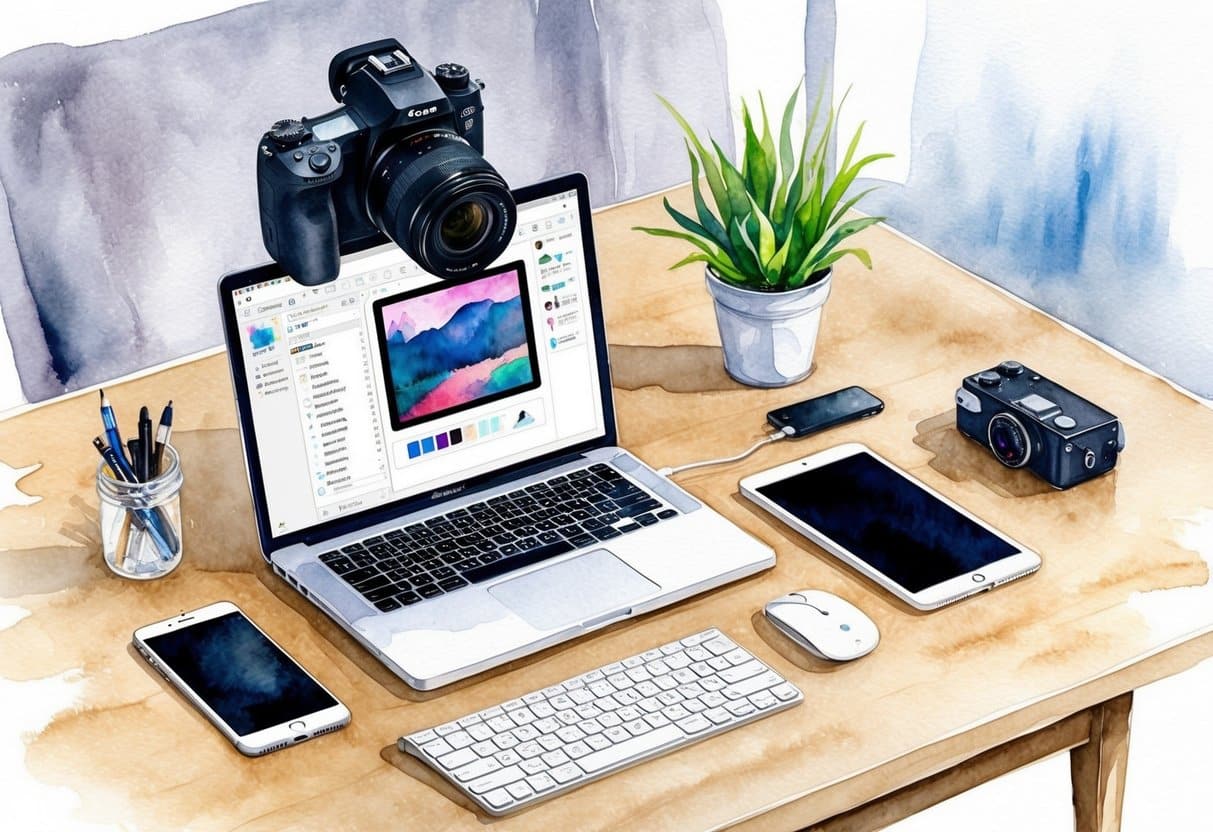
left=373, top=262, right=540, bottom=431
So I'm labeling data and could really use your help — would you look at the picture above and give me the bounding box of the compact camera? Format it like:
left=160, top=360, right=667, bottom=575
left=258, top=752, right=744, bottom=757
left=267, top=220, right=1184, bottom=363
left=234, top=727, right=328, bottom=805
left=955, top=360, right=1125, bottom=489
left=256, top=39, right=516, bottom=285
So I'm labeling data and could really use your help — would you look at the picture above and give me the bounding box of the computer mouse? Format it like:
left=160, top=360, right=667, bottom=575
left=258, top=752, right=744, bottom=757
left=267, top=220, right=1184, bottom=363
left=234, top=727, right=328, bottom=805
left=763, top=589, right=880, bottom=661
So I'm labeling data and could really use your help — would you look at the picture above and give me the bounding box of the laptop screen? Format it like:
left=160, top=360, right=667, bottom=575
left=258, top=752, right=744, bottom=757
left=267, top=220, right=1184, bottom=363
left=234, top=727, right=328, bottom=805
left=228, top=184, right=607, bottom=538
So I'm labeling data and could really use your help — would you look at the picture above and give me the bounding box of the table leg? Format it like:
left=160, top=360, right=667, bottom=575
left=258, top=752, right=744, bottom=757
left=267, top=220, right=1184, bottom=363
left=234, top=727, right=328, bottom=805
left=1070, top=691, right=1133, bottom=832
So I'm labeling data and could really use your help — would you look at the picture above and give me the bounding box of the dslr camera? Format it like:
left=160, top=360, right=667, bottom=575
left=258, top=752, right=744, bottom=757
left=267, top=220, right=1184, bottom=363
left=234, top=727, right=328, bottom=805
left=256, top=39, right=516, bottom=285
left=955, top=360, right=1125, bottom=489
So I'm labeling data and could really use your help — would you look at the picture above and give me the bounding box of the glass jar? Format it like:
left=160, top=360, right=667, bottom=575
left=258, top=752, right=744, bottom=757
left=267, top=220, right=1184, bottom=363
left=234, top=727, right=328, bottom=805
left=96, top=445, right=184, bottom=579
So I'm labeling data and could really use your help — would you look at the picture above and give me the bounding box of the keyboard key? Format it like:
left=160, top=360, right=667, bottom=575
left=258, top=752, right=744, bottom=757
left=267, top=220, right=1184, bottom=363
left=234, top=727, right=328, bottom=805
left=464, top=540, right=575, bottom=584
left=469, top=765, right=525, bottom=795
left=323, top=556, right=356, bottom=574
left=634, top=513, right=659, bottom=526
left=374, top=596, right=401, bottom=612
left=438, top=747, right=478, bottom=770
left=576, top=724, right=684, bottom=774
left=527, top=772, right=556, bottom=792
left=506, top=781, right=534, bottom=801
left=483, top=788, right=513, bottom=809
left=549, top=763, right=581, bottom=784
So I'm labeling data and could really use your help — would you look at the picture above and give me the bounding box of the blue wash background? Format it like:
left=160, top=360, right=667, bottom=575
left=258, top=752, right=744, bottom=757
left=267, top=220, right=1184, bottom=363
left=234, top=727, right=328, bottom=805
left=0, top=0, right=734, bottom=404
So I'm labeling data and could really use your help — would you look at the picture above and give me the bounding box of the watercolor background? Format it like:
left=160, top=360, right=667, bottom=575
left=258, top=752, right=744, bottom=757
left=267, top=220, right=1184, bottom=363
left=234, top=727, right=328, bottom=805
left=825, top=0, right=1213, bottom=399
left=1, top=0, right=1208, bottom=408
left=0, top=0, right=734, bottom=409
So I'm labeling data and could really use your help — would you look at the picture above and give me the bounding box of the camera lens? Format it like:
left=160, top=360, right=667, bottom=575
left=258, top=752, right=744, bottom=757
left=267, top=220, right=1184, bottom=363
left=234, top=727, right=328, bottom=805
left=366, top=130, right=515, bottom=277
left=987, top=413, right=1031, bottom=468
left=438, top=197, right=492, bottom=254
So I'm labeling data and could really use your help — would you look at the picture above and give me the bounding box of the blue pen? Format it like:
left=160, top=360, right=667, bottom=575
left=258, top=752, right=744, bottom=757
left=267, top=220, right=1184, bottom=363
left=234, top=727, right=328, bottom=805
left=93, top=436, right=175, bottom=560
left=99, top=392, right=179, bottom=559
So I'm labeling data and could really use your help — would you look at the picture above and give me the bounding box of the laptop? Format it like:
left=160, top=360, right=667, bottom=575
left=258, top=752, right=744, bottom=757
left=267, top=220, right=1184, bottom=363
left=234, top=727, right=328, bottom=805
left=218, top=172, right=774, bottom=690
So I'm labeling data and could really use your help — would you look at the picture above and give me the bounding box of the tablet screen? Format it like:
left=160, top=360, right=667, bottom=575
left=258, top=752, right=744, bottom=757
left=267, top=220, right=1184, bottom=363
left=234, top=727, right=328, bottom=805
left=755, top=451, right=1018, bottom=592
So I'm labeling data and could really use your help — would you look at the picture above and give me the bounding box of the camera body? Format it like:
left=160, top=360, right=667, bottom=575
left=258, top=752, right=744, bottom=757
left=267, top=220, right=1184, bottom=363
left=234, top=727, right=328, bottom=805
left=955, top=360, right=1125, bottom=489
left=257, top=39, right=515, bottom=285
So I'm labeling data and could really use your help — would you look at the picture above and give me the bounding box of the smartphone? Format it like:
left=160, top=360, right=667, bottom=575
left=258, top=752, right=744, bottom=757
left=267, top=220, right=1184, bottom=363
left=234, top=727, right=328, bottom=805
left=740, top=443, right=1040, bottom=610
left=767, top=386, right=884, bottom=438
left=132, top=601, right=350, bottom=756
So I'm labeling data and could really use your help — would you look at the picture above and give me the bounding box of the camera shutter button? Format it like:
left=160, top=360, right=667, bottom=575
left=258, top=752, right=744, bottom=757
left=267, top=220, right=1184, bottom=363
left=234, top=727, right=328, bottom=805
left=434, top=62, right=470, bottom=91
left=998, top=360, right=1025, bottom=376
left=308, top=152, right=332, bottom=173
left=1054, top=415, right=1077, bottom=430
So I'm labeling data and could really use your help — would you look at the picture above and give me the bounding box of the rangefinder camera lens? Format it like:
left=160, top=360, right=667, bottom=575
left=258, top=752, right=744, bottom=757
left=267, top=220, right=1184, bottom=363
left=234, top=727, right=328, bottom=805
left=987, top=413, right=1031, bottom=468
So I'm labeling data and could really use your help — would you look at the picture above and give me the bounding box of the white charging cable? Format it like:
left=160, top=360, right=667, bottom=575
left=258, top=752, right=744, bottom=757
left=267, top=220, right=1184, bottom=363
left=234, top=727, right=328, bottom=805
left=657, top=426, right=795, bottom=477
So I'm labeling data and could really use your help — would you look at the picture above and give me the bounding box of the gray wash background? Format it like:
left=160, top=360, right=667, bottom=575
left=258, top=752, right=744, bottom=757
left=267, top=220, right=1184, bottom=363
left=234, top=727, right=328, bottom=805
left=0, top=0, right=734, bottom=404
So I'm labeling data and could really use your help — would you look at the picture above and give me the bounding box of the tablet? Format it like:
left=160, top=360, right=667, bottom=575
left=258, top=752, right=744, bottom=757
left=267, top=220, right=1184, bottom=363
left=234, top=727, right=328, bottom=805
left=740, top=443, right=1040, bottom=610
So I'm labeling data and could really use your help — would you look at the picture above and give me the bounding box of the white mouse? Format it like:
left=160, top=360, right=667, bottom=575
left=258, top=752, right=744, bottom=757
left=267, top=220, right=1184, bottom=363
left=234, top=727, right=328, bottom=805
left=763, top=589, right=880, bottom=661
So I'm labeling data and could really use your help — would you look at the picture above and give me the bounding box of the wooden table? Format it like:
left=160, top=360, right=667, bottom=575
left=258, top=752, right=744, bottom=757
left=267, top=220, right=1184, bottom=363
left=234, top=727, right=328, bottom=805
left=3, top=186, right=1212, bottom=831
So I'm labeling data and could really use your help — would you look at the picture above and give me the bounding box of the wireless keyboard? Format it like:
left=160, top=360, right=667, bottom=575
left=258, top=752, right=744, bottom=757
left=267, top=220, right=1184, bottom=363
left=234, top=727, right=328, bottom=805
left=399, top=627, right=803, bottom=815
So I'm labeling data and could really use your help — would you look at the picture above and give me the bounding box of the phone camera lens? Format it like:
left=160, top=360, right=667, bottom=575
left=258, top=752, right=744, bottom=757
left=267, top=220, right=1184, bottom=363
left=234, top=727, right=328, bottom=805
left=987, top=413, right=1031, bottom=468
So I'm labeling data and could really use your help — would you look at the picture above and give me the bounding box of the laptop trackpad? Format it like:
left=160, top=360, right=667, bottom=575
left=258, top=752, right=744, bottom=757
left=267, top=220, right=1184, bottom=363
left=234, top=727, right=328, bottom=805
left=488, top=549, right=658, bottom=631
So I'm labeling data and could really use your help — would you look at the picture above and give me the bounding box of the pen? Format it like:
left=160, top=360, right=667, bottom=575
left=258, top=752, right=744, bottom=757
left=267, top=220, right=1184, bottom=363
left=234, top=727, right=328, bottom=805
left=138, top=406, right=153, bottom=482
left=100, top=390, right=136, bottom=480
left=152, top=400, right=173, bottom=478
left=92, top=436, right=175, bottom=559
left=128, top=439, right=143, bottom=479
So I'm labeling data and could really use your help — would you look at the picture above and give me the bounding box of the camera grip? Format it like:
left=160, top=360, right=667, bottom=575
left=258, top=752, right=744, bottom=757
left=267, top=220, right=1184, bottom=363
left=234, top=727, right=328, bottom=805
left=275, top=185, right=339, bottom=285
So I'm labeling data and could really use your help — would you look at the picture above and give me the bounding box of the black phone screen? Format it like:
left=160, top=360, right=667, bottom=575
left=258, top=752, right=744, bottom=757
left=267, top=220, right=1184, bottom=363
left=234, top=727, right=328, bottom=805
left=144, top=611, right=336, bottom=735
left=767, top=386, right=884, bottom=437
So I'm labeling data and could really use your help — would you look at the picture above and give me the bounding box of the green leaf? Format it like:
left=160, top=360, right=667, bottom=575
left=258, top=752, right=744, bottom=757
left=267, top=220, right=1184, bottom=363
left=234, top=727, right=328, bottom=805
left=804, top=215, right=884, bottom=264
left=766, top=229, right=795, bottom=283
left=730, top=214, right=763, bottom=280
left=657, top=94, right=732, bottom=228
left=632, top=224, right=720, bottom=259
left=684, top=142, right=733, bottom=254
left=828, top=185, right=880, bottom=228
left=815, top=247, right=873, bottom=271
left=745, top=193, right=778, bottom=280
left=658, top=197, right=715, bottom=244
left=740, top=103, right=772, bottom=218
left=713, top=140, right=753, bottom=229
left=757, top=91, right=777, bottom=212
left=670, top=251, right=748, bottom=283
left=770, top=80, right=803, bottom=226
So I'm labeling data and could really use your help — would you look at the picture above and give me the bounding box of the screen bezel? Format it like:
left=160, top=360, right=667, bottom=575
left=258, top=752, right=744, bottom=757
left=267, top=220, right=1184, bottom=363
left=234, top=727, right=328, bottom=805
left=132, top=601, right=349, bottom=754
left=740, top=443, right=1041, bottom=610
left=217, top=172, right=617, bottom=556
left=371, top=259, right=542, bottom=432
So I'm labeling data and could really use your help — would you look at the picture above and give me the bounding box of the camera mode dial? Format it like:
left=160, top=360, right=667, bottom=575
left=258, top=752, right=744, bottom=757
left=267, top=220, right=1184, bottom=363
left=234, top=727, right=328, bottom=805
left=977, top=370, right=1002, bottom=387
left=998, top=360, right=1025, bottom=377
left=434, top=62, right=470, bottom=91
left=268, top=119, right=311, bottom=148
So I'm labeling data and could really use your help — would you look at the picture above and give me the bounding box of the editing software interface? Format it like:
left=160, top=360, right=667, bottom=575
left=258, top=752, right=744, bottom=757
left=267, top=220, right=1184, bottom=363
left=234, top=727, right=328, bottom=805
left=233, top=189, right=605, bottom=537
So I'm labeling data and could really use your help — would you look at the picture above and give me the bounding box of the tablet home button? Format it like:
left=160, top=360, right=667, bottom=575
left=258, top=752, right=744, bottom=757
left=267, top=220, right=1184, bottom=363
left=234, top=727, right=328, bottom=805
left=972, top=573, right=986, bottom=583
left=289, top=720, right=306, bottom=731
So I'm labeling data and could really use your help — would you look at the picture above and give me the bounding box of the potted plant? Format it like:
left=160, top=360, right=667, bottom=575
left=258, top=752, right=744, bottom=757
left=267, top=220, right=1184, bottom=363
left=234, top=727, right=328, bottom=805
left=635, top=84, right=891, bottom=387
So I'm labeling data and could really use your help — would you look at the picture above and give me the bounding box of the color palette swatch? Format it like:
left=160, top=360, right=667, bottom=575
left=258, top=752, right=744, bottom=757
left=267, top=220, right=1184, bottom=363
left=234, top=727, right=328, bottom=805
left=403, top=409, right=521, bottom=462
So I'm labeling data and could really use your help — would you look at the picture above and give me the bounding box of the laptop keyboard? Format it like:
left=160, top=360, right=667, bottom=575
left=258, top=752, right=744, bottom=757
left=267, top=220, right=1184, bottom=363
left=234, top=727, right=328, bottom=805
left=316, top=463, right=678, bottom=612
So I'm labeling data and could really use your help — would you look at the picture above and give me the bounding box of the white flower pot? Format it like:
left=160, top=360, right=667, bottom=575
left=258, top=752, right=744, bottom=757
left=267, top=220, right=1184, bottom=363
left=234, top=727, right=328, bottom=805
left=704, top=266, right=832, bottom=387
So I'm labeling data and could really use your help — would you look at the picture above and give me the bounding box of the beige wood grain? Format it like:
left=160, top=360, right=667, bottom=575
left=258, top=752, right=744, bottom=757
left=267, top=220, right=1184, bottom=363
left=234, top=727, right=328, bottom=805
left=1, top=185, right=1211, bottom=830
left=1071, top=692, right=1133, bottom=832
